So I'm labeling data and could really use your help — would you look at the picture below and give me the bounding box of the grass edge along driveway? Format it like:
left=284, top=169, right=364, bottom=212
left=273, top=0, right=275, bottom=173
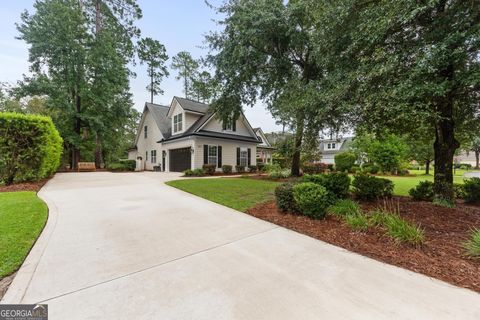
left=0, top=191, right=48, bottom=278
left=166, top=178, right=280, bottom=212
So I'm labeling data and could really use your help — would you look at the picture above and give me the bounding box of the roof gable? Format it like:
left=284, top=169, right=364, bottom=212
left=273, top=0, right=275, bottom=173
left=254, top=128, right=271, bottom=147
left=134, top=103, right=170, bottom=146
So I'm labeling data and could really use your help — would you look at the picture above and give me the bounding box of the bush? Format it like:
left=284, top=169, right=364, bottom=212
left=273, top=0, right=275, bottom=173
left=463, top=228, right=480, bottom=258
left=345, top=213, right=370, bottom=232
left=453, top=183, right=466, bottom=199
left=463, top=177, right=480, bottom=203
left=383, top=213, right=424, bottom=246
left=0, top=112, right=62, bottom=185
left=293, top=182, right=332, bottom=219
left=302, top=162, right=328, bottom=174
left=274, top=183, right=298, bottom=213
left=119, top=159, right=136, bottom=171
left=303, top=172, right=351, bottom=199
left=409, top=180, right=434, bottom=201
left=362, top=163, right=379, bottom=174
left=334, top=152, right=357, bottom=172
left=257, top=163, right=265, bottom=172
left=350, top=165, right=360, bottom=174
left=352, top=174, right=394, bottom=200
left=107, top=163, right=127, bottom=172
left=268, top=169, right=291, bottom=179
left=327, top=199, right=361, bottom=217
left=202, top=164, right=216, bottom=175
left=184, top=168, right=205, bottom=177
left=221, top=165, right=232, bottom=174
left=248, top=165, right=257, bottom=173
left=235, top=165, right=246, bottom=173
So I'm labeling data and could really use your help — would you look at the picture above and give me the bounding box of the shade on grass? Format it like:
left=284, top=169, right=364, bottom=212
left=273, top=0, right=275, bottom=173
left=166, top=178, right=280, bottom=212
left=0, top=192, right=48, bottom=278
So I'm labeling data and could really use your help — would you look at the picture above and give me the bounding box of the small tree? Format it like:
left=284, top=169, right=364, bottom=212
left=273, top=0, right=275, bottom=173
left=334, top=152, right=356, bottom=172
left=370, top=135, right=408, bottom=174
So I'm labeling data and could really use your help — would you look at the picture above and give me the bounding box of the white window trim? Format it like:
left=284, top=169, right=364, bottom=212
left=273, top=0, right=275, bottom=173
left=173, top=113, right=183, bottom=134
left=208, top=145, right=218, bottom=166
left=151, top=150, right=157, bottom=163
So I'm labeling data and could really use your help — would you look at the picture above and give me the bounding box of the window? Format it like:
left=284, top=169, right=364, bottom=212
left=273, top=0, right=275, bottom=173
left=151, top=150, right=157, bottom=163
left=144, top=125, right=148, bottom=138
left=326, top=143, right=336, bottom=150
left=208, top=145, right=217, bottom=166
left=240, top=148, right=248, bottom=166
left=145, top=151, right=148, bottom=162
left=173, top=113, right=183, bottom=133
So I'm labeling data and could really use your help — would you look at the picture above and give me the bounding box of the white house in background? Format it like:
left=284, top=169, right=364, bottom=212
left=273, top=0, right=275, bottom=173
left=318, top=137, right=353, bottom=164
left=128, top=96, right=263, bottom=172
left=254, top=127, right=274, bottom=164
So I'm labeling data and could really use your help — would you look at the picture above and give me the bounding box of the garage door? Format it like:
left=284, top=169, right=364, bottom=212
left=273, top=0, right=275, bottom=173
left=169, top=147, right=191, bottom=172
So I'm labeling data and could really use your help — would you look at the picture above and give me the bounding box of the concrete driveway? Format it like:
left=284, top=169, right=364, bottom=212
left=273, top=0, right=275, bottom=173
left=3, top=172, right=480, bottom=319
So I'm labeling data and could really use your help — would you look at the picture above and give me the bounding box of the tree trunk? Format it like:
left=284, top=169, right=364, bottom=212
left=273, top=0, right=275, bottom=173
left=425, top=160, right=430, bottom=175
left=72, top=93, right=82, bottom=171
left=475, top=151, right=479, bottom=169
left=150, top=71, right=154, bottom=103
left=291, top=110, right=305, bottom=176
left=433, top=108, right=459, bottom=202
left=94, top=133, right=103, bottom=169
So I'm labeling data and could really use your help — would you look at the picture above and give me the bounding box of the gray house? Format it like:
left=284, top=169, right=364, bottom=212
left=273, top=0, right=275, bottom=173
left=318, top=137, right=353, bottom=164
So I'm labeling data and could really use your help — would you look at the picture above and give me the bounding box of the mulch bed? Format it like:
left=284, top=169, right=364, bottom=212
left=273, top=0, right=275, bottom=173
left=246, top=197, right=480, bottom=293
left=0, top=179, right=49, bottom=193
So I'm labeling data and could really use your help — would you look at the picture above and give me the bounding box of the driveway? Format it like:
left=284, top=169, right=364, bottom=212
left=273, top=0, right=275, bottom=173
left=3, top=172, right=480, bottom=319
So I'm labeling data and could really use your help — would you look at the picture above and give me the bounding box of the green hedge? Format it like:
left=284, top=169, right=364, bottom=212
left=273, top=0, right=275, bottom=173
left=0, top=112, right=62, bottom=185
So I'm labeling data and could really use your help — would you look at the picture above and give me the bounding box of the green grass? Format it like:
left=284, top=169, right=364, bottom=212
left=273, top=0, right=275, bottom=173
left=166, top=178, right=280, bottom=212
left=327, top=199, right=361, bottom=217
left=377, top=175, right=466, bottom=196
left=0, top=192, right=48, bottom=278
left=344, top=213, right=370, bottom=232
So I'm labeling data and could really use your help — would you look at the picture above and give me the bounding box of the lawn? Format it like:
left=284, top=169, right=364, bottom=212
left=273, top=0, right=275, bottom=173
left=166, top=178, right=280, bottom=212
left=0, top=192, right=48, bottom=278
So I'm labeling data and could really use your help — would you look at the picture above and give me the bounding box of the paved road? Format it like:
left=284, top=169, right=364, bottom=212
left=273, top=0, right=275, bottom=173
left=465, top=171, right=480, bottom=178
left=3, top=172, right=480, bottom=319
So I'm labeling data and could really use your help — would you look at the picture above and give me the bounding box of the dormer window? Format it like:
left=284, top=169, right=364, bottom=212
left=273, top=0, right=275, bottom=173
left=173, top=113, right=183, bottom=133
left=327, top=143, right=336, bottom=150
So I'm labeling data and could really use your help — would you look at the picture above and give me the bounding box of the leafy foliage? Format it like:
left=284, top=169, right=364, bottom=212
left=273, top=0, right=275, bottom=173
left=327, top=199, right=361, bottom=218
left=137, top=37, right=169, bottom=103
left=383, top=213, right=425, bottom=246
left=293, top=182, right=332, bottom=219
left=463, top=178, right=480, bottom=203
left=171, top=51, right=199, bottom=98
left=202, top=164, right=216, bottom=175
left=302, top=162, right=327, bottom=174
left=222, top=165, right=232, bottom=174
left=334, top=152, right=356, bottom=172
left=274, top=182, right=298, bottom=213
left=409, top=181, right=434, bottom=201
left=369, top=135, right=408, bottom=174
left=0, top=112, right=62, bottom=185
left=352, top=174, right=394, bottom=200
left=463, top=228, right=480, bottom=258
left=303, top=172, right=351, bottom=199
left=183, top=168, right=205, bottom=177
left=344, top=213, right=370, bottom=232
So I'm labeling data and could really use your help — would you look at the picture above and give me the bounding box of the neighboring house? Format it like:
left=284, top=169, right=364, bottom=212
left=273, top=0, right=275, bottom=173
left=454, top=151, right=478, bottom=168
left=318, top=137, right=353, bottom=164
left=128, top=96, right=262, bottom=172
left=254, top=127, right=275, bottom=164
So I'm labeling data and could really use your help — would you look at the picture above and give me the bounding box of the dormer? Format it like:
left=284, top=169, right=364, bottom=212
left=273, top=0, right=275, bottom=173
left=167, top=97, right=208, bottom=136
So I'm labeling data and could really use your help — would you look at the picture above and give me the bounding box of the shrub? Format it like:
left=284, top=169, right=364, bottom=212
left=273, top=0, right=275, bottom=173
left=0, top=112, right=63, bottom=185
left=463, top=177, right=480, bottom=203
left=409, top=180, right=434, bottom=201
left=274, top=183, right=298, bottom=213
left=303, top=172, right=351, bottom=199
left=257, top=163, right=265, bottom=172
left=328, top=199, right=361, bottom=217
left=184, top=168, right=205, bottom=177
left=463, top=228, right=480, bottom=258
left=352, top=174, right=394, bottom=200
left=248, top=165, right=257, bottom=173
left=302, top=162, right=328, bottom=174
left=268, top=169, right=291, bottom=179
left=327, top=164, right=334, bottom=171
left=383, top=213, right=424, bottom=246
left=107, top=163, right=128, bottom=172
left=345, top=213, right=370, bottom=232
left=453, top=183, right=466, bottom=199
left=235, top=165, right=246, bottom=173
left=293, top=182, right=332, bottom=219
left=334, top=152, right=357, bottom=172
left=202, top=164, right=216, bottom=175
left=369, top=210, right=387, bottom=226
left=265, top=163, right=281, bottom=173
left=350, top=165, right=360, bottom=174
left=221, top=165, right=232, bottom=174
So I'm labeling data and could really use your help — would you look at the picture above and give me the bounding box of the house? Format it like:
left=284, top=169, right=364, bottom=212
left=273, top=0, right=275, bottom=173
left=254, top=127, right=274, bottom=164
left=128, top=96, right=263, bottom=172
left=318, top=137, right=353, bottom=164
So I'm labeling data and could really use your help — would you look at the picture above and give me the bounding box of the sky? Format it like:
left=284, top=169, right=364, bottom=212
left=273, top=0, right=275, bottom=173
left=0, top=0, right=283, bottom=132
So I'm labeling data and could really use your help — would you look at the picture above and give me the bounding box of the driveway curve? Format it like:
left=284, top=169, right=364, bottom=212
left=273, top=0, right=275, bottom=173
left=3, top=172, right=480, bottom=319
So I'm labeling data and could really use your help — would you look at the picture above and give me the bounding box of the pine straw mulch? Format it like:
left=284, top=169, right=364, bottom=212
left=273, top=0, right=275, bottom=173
left=0, top=179, right=49, bottom=193
left=246, top=197, right=480, bottom=293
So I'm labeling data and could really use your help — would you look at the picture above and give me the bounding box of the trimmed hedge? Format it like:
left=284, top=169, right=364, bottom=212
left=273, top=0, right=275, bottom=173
left=293, top=182, right=332, bottom=219
left=222, top=165, right=232, bottom=174
left=0, top=112, right=62, bottom=185
left=107, top=159, right=136, bottom=172
left=352, top=174, right=394, bottom=200
left=202, top=164, right=216, bottom=175
left=303, top=172, right=351, bottom=198
left=184, top=168, right=205, bottom=177
left=334, top=152, right=356, bottom=172
left=274, top=182, right=298, bottom=213
left=409, top=180, right=434, bottom=201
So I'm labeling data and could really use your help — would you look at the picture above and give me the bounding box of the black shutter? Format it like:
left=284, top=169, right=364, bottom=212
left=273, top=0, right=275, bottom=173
left=217, top=146, right=222, bottom=167
left=236, top=147, right=240, bottom=165
left=204, top=145, right=208, bottom=164
left=247, top=148, right=251, bottom=166
left=232, top=119, right=236, bottom=131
